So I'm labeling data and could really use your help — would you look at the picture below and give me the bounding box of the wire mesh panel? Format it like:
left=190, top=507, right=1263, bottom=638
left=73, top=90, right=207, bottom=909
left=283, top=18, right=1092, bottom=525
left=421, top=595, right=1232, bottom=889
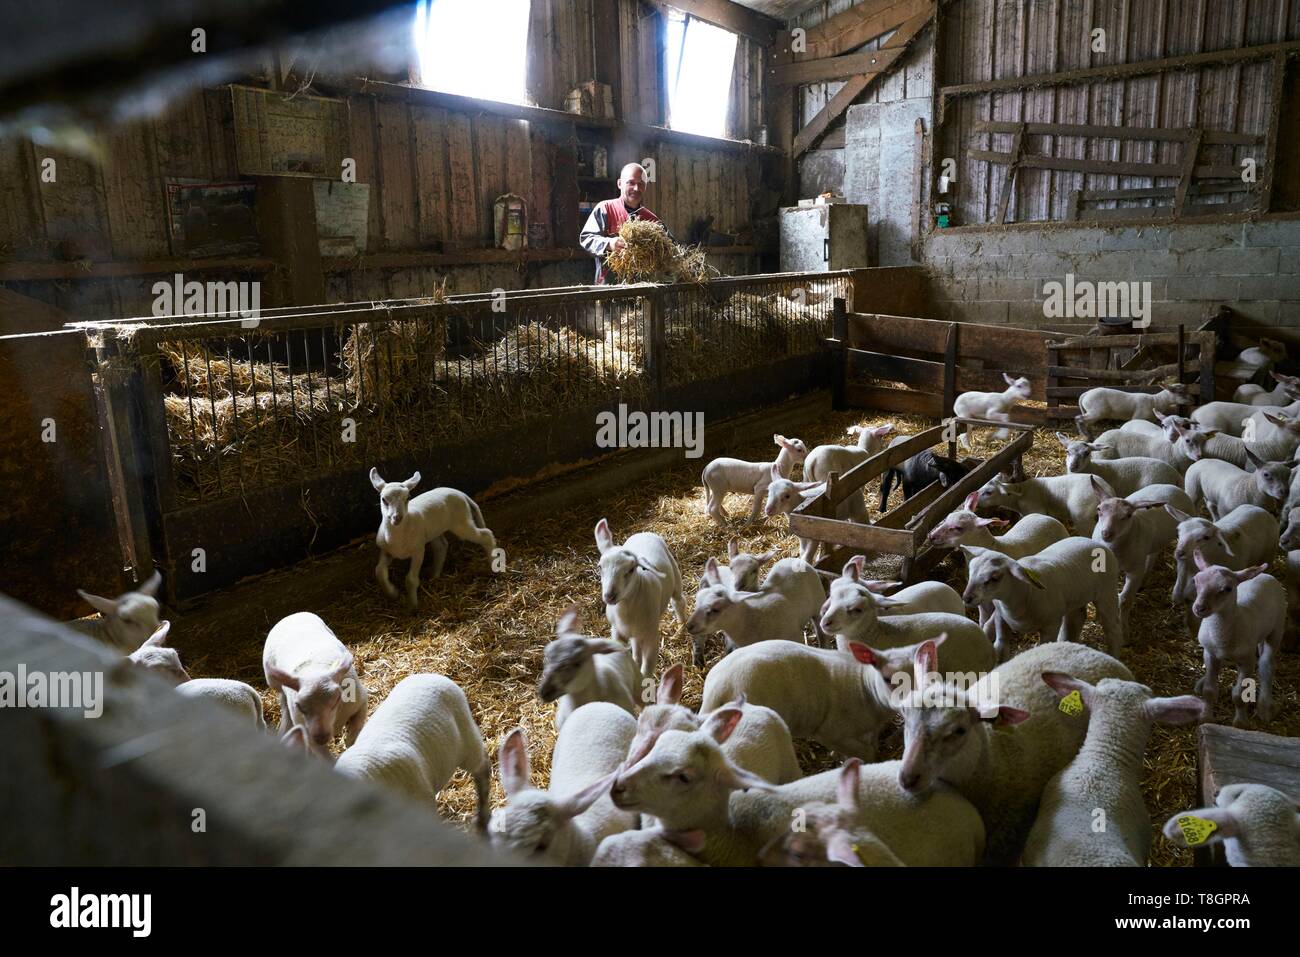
left=81, top=272, right=851, bottom=509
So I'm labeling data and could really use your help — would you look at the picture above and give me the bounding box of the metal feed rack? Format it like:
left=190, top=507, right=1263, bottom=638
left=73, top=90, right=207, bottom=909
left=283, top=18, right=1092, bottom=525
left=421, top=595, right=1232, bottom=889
left=787, top=417, right=1035, bottom=583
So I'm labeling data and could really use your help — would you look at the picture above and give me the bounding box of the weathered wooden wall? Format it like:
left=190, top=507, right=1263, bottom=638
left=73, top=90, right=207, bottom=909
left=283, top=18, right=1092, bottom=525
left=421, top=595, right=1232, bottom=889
left=939, top=0, right=1300, bottom=225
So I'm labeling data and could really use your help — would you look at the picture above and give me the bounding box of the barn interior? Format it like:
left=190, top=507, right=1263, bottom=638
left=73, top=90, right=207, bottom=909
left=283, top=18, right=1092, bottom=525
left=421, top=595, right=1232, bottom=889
left=2, top=0, right=1299, bottom=870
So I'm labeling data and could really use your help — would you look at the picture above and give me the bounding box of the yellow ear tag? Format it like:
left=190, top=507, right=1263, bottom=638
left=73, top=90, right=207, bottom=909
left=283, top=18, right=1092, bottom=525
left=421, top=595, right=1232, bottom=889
left=1058, top=690, right=1084, bottom=716
left=1022, top=567, right=1046, bottom=588
left=1177, top=815, right=1217, bottom=846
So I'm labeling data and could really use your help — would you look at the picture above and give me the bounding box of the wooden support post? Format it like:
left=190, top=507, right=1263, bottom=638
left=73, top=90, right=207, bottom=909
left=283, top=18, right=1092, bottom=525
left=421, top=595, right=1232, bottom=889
left=995, top=122, right=1027, bottom=224
left=1177, top=324, right=1186, bottom=385
left=943, top=322, right=957, bottom=459
left=1260, top=53, right=1287, bottom=214
left=1067, top=188, right=1082, bottom=220
left=255, top=176, right=326, bottom=307
left=911, top=117, right=925, bottom=261
left=1173, top=129, right=1204, bottom=219
left=1199, top=330, right=1217, bottom=406
left=831, top=297, right=847, bottom=411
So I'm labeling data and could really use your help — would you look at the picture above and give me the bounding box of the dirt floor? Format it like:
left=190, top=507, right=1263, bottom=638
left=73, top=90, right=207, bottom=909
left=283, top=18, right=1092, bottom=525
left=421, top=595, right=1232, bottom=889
left=182, top=407, right=1300, bottom=866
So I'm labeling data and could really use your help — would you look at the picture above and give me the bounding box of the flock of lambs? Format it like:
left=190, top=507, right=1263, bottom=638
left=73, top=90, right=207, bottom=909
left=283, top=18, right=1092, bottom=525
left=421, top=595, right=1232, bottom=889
left=67, top=340, right=1300, bottom=867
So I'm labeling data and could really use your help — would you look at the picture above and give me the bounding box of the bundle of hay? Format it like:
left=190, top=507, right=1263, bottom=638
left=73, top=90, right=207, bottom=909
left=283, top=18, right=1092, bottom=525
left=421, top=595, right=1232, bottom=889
left=341, top=288, right=449, bottom=404
left=605, top=219, right=719, bottom=284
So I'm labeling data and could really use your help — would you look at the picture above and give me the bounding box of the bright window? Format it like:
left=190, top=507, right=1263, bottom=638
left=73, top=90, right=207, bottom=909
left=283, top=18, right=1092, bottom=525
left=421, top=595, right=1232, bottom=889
left=411, top=0, right=532, bottom=105
left=665, top=10, right=738, bottom=138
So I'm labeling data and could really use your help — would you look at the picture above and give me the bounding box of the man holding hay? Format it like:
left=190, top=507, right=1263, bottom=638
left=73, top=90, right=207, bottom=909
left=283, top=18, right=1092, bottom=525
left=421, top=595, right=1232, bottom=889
left=579, top=162, right=673, bottom=284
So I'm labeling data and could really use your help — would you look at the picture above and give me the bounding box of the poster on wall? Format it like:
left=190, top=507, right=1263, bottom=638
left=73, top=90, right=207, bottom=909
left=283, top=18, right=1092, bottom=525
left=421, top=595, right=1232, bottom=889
left=313, top=181, right=371, bottom=257
left=230, top=85, right=350, bottom=178
left=165, top=179, right=260, bottom=258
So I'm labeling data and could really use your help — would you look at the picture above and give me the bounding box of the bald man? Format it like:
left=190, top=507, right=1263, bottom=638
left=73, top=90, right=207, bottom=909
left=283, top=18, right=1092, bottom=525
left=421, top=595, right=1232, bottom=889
left=578, top=163, right=673, bottom=284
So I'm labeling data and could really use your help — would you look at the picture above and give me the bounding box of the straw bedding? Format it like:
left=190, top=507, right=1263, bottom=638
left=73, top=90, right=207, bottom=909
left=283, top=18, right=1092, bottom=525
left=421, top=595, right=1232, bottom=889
left=176, top=408, right=1299, bottom=866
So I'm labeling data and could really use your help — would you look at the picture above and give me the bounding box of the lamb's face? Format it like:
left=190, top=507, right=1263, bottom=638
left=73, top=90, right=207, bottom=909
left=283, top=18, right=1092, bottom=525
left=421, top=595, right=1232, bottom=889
left=1280, top=508, right=1300, bottom=550
left=1159, top=415, right=1194, bottom=441
left=777, top=437, right=809, bottom=463
left=130, top=646, right=190, bottom=685
left=113, top=594, right=162, bottom=650
left=975, top=479, right=1012, bottom=511
left=378, top=483, right=411, bottom=527
left=1176, top=430, right=1208, bottom=461
left=686, top=584, right=733, bottom=636
left=927, top=510, right=979, bottom=547
left=1094, top=498, right=1137, bottom=545
left=1062, top=440, right=1093, bottom=473
left=537, top=636, right=591, bottom=702
left=819, top=582, right=877, bottom=636
left=295, top=673, right=347, bottom=746
left=599, top=548, right=640, bottom=604
left=1191, top=564, right=1242, bottom=619
left=962, top=552, right=1016, bottom=606
left=1174, top=518, right=1223, bottom=561
left=489, top=791, right=575, bottom=863
left=764, top=478, right=804, bottom=516
left=1009, top=376, right=1032, bottom=400
left=898, top=694, right=981, bottom=795
left=610, top=731, right=721, bottom=828
left=726, top=553, right=765, bottom=592
left=1255, top=462, right=1292, bottom=502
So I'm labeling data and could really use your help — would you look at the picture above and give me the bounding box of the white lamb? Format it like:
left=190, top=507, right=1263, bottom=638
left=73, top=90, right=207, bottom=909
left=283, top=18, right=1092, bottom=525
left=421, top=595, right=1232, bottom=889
left=1056, top=432, right=1182, bottom=496
left=818, top=569, right=995, bottom=664
left=591, top=828, right=707, bottom=867
left=803, top=423, right=895, bottom=520
left=262, top=611, right=368, bottom=755
left=975, top=473, right=1114, bottom=538
left=609, top=709, right=986, bottom=867
left=1092, top=480, right=1194, bottom=628
left=369, top=468, right=496, bottom=610
left=701, top=434, right=808, bottom=524
left=1235, top=371, right=1300, bottom=406
left=594, top=518, right=686, bottom=679
left=1183, top=453, right=1292, bottom=520
left=687, top=556, right=826, bottom=666
left=334, top=673, right=490, bottom=829
left=758, top=759, right=906, bottom=866
left=763, top=466, right=829, bottom=562
left=960, top=538, right=1123, bottom=655
left=126, top=621, right=190, bottom=685
left=489, top=702, right=638, bottom=864
left=1074, top=383, right=1190, bottom=438
left=176, top=678, right=266, bottom=730
left=1022, top=674, right=1204, bottom=866
left=537, top=604, right=639, bottom=730
left=1165, top=504, right=1278, bottom=630
left=1163, top=784, right=1300, bottom=866
left=953, top=373, right=1033, bottom=450
left=1191, top=395, right=1300, bottom=437
left=1191, top=414, right=1300, bottom=470
left=626, top=664, right=801, bottom=784
left=1188, top=553, right=1286, bottom=727
left=699, top=632, right=984, bottom=762
left=1093, top=424, right=1208, bottom=471
left=829, top=554, right=965, bottom=618
left=1219, top=338, right=1287, bottom=383
left=68, top=570, right=163, bottom=653
left=1120, top=411, right=1196, bottom=443
left=896, top=639, right=1133, bottom=864
left=696, top=539, right=775, bottom=594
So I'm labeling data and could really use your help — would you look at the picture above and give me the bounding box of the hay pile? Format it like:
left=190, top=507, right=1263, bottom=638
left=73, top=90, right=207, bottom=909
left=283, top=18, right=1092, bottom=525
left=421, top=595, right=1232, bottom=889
left=605, top=219, right=719, bottom=284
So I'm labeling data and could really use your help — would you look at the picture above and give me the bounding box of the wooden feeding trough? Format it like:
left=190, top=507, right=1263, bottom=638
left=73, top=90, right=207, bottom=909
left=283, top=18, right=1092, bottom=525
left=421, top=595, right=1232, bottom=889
left=788, top=417, right=1035, bottom=583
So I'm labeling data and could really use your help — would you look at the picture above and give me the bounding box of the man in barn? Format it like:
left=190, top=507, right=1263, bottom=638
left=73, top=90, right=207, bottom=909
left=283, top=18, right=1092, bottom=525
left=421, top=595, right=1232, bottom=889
left=579, top=162, right=672, bottom=284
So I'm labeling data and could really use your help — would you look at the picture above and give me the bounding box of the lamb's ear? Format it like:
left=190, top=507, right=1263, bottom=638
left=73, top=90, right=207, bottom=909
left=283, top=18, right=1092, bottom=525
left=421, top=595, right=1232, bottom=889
left=554, top=769, right=619, bottom=820
left=958, top=544, right=988, bottom=560
left=824, top=833, right=866, bottom=867
left=594, top=518, right=615, bottom=553
left=1009, top=562, right=1047, bottom=589
left=1162, top=808, right=1235, bottom=847
left=770, top=461, right=782, bottom=481
left=840, top=557, right=861, bottom=582
left=716, top=757, right=777, bottom=794
left=976, top=517, right=1010, bottom=529
left=78, top=589, right=119, bottom=616
left=1193, top=548, right=1212, bottom=571
left=330, top=652, right=354, bottom=681
left=498, top=728, right=532, bottom=797
left=873, top=424, right=896, bottom=438
left=369, top=467, right=387, bottom=491
left=281, top=725, right=309, bottom=752
left=860, top=579, right=901, bottom=594
left=837, top=757, right=862, bottom=810
left=704, top=556, right=723, bottom=585
left=912, top=639, right=939, bottom=679
left=1145, top=695, right=1206, bottom=726
left=138, top=570, right=162, bottom=597
left=143, top=620, right=171, bottom=647
left=988, top=705, right=1031, bottom=726
left=1233, top=563, right=1270, bottom=583
left=556, top=604, right=582, bottom=636
left=1164, top=504, right=1194, bottom=523
left=587, top=639, right=627, bottom=657
left=727, top=539, right=740, bottom=559
left=963, top=490, right=980, bottom=511
left=847, top=642, right=879, bottom=667
left=403, top=471, right=422, bottom=491
left=267, top=665, right=300, bottom=692
left=1246, top=449, right=1265, bottom=470
left=702, top=706, right=744, bottom=745
left=1041, top=671, right=1091, bottom=709
left=657, top=663, right=684, bottom=705
left=1054, top=431, right=1072, bottom=448
left=1089, top=475, right=1110, bottom=501
left=1002, top=372, right=1016, bottom=386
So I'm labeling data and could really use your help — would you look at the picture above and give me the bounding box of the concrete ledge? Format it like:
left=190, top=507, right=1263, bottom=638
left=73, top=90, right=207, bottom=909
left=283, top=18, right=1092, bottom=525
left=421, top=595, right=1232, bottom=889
left=0, top=598, right=514, bottom=865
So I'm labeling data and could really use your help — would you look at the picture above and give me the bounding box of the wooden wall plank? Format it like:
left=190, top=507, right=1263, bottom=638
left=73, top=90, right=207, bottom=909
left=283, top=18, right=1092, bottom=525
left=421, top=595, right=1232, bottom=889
left=474, top=115, right=508, bottom=246
left=411, top=104, right=450, bottom=248
left=376, top=100, right=417, bottom=250
left=445, top=112, right=479, bottom=250
left=101, top=123, right=167, bottom=260
left=345, top=96, right=383, bottom=253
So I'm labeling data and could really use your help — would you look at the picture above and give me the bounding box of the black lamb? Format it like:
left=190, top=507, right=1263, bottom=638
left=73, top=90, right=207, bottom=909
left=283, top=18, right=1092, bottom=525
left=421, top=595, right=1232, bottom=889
left=879, top=451, right=973, bottom=512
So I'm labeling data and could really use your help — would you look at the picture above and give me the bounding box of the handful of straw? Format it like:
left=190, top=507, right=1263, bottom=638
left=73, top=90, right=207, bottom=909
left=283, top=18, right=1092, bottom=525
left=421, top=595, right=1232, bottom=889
left=605, top=219, right=719, bottom=284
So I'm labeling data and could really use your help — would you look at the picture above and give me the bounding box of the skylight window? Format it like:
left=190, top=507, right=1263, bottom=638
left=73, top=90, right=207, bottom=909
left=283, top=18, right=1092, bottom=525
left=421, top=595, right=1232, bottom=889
left=665, top=10, right=739, bottom=139
left=411, top=0, right=532, bottom=105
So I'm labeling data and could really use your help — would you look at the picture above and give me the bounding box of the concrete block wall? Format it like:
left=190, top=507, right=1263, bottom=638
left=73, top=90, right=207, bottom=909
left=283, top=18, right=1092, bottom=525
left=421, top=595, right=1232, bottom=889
left=923, top=220, right=1300, bottom=329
